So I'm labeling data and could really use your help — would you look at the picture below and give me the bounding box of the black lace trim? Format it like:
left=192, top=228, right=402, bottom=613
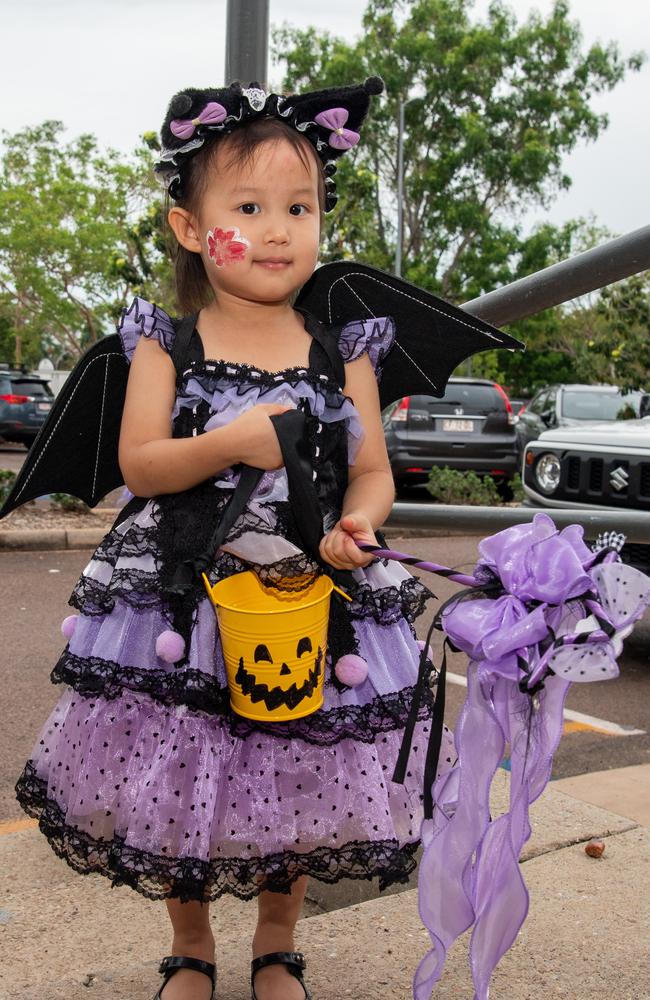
left=178, top=357, right=345, bottom=394
left=15, top=761, right=420, bottom=902
left=50, top=650, right=438, bottom=746
left=347, top=577, right=433, bottom=625
left=67, top=550, right=262, bottom=616
left=69, top=569, right=164, bottom=615
left=70, top=554, right=431, bottom=628
left=90, top=522, right=160, bottom=564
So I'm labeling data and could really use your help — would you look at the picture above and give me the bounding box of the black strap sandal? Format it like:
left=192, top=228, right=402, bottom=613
left=251, top=950, right=312, bottom=1000
left=153, top=954, right=217, bottom=999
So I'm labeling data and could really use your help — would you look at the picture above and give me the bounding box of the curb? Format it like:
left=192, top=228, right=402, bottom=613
left=0, top=509, right=122, bottom=551
left=0, top=528, right=107, bottom=551
left=0, top=521, right=482, bottom=552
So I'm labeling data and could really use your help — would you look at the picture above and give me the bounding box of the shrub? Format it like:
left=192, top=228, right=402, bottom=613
left=425, top=467, right=502, bottom=506
left=0, top=469, right=17, bottom=505
left=49, top=492, right=91, bottom=514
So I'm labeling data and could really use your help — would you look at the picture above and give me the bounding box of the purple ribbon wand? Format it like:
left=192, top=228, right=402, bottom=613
left=352, top=514, right=650, bottom=1000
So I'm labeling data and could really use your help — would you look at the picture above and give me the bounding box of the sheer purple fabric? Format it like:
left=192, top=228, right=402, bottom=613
left=411, top=513, right=650, bottom=999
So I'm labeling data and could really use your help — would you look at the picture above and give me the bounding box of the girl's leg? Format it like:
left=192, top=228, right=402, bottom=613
left=251, top=875, right=310, bottom=1000
left=159, top=898, right=215, bottom=999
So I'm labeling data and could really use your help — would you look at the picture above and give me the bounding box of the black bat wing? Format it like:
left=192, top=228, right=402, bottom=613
left=0, top=334, right=129, bottom=518
left=296, top=261, right=524, bottom=409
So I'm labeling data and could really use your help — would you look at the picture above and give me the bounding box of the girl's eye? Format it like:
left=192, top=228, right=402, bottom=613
left=238, top=203, right=260, bottom=215
left=289, top=204, right=308, bottom=216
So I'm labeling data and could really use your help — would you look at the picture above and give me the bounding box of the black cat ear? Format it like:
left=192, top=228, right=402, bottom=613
left=169, top=93, right=193, bottom=116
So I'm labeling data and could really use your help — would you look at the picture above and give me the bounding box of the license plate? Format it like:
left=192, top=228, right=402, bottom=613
left=441, top=418, right=474, bottom=432
left=37, top=402, right=52, bottom=411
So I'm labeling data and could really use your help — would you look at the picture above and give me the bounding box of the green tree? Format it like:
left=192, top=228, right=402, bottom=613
left=0, top=122, right=170, bottom=367
left=273, top=0, right=643, bottom=306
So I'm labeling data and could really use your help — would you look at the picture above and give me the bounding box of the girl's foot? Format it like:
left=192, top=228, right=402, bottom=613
left=251, top=962, right=307, bottom=1000
left=158, top=933, right=216, bottom=999
left=251, top=931, right=307, bottom=1000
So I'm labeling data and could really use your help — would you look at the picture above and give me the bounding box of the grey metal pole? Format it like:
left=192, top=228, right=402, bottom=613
left=395, top=100, right=405, bottom=277
left=225, top=0, right=269, bottom=87
left=385, top=502, right=650, bottom=543
left=462, top=224, right=650, bottom=328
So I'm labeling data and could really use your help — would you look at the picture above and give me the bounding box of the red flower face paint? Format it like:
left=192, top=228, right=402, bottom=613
left=206, top=226, right=251, bottom=267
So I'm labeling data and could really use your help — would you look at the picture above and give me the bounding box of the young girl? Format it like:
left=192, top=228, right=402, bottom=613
left=14, top=78, right=456, bottom=1000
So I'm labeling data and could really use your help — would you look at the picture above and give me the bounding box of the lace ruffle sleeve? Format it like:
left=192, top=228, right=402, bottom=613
left=337, top=316, right=396, bottom=381
left=117, top=296, right=176, bottom=363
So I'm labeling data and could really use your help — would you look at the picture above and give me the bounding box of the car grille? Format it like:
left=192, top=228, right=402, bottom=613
left=588, top=459, right=604, bottom=492
left=641, top=464, right=650, bottom=498
left=525, top=449, right=650, bottom=510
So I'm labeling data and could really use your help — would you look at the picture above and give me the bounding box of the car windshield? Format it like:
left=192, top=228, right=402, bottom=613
left=427, top=384, right=499, bottom=414
left=10, top=379, right=53, bottom=398
left=561, top=390, right=643, bottom=421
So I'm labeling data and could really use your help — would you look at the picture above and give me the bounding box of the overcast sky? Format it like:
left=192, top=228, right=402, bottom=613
left=1, top=0, right=647, bottom=239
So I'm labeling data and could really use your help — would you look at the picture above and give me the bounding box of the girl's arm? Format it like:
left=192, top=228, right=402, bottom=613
left=118, top=337, right=287, bottom=496
left=319, top=352, right=395, bottom=570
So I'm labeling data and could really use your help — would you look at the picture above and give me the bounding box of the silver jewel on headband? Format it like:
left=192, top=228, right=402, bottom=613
left=242, top=87, right=268, bottom=112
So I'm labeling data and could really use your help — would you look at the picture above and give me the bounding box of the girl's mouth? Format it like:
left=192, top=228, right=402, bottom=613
left=255, top=259, right=291, bottom=269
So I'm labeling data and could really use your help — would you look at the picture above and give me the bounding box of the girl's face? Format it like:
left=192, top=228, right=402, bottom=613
left=184, top=138, right=321, bottom=306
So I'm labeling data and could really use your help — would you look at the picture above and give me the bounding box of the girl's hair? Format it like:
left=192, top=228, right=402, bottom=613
left=164, top=117, right=327, bottom=314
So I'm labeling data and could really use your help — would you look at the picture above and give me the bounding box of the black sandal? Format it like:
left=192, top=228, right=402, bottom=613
left=251, top=951, right=312, bottom=1000
left=153, top=955, right=217, bottom=999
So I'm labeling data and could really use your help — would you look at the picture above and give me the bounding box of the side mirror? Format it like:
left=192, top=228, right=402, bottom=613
left=541, top=408, right=555, bottom=427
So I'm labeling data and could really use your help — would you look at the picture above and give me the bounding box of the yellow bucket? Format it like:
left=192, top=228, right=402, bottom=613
left=202, top=570, right=334, bottom=722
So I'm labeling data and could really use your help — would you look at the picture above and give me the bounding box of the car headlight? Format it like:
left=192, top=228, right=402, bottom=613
left=534, top=452, right=561, bottom=494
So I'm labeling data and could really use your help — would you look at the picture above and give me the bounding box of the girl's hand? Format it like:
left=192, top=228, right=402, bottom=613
left=227, top=402, right=293, bottom=470
left=319, top=513, right=378, bottom=570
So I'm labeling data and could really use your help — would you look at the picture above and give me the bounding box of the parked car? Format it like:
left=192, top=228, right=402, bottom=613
left=382, top=377, right=518, bottom=488
left=0, top=364, right=54, bottom=447
left=521, top=417, right=650, bottom=571
left=516, top=384, right=648, bottom=452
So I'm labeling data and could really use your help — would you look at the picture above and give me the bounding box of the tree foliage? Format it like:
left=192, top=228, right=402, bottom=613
left=273, top=0, right=643, bottom=307
left=0, top=122, right=169, bottom=366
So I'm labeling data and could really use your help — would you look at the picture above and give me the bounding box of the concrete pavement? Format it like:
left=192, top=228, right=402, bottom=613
left=1, top=765, right=649, bottom=999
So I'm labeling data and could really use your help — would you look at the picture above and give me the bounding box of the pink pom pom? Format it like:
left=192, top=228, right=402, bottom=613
left=155, top=630, right=186, bottom=663
left=60, top=614, right=79, bottom=640
left=417, top=639, right=434, bottom=662
left=335, top=654, right=368, bottom=686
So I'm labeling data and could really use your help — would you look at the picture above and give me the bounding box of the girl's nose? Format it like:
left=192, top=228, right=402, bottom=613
left=264, top=216, right=290, bottom=243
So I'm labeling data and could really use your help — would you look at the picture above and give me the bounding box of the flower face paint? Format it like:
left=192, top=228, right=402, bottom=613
left=206, top=226, right=251, bottom=267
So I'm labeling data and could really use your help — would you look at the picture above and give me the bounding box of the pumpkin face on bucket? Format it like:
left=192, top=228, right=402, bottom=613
left=203, top=569, right=332, bottom=722
left=235, top=636, right=324, bottom=713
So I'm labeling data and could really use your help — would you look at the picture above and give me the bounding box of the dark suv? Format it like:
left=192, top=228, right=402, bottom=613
left=382, top=377, right=518, bottom=488
left=0, top=364, right=54, bottom=447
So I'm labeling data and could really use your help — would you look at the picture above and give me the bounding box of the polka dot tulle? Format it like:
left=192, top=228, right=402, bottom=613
left=15, top=687, right=455, bottom=901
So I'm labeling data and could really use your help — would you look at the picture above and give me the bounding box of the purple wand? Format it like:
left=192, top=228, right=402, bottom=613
left=353, top=539, right=480, bottom=587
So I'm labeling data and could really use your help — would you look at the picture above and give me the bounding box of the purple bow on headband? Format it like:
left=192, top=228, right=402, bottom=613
left=170, top=101, right=227, bottom=140
left=314, top=107, right=360, bottom=150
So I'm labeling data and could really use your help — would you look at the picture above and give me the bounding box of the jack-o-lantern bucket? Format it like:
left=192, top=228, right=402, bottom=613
left=202, top=570, right=333, bottom=722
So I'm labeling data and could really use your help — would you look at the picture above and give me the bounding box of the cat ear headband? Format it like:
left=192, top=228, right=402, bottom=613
left=153, top=76, right=384, bottom=211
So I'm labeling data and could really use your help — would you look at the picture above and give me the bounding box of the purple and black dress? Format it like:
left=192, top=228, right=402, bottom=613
left=15, top=296, right=455, bottom=903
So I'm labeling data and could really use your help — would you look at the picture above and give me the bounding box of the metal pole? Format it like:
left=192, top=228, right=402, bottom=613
left=462, top=224, right=650, bottom=328
left=385, top=502, right=650, bottom=543
left=225, top=0, right=269, bottom=87
left=395, top=101, right=405, bottom=277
